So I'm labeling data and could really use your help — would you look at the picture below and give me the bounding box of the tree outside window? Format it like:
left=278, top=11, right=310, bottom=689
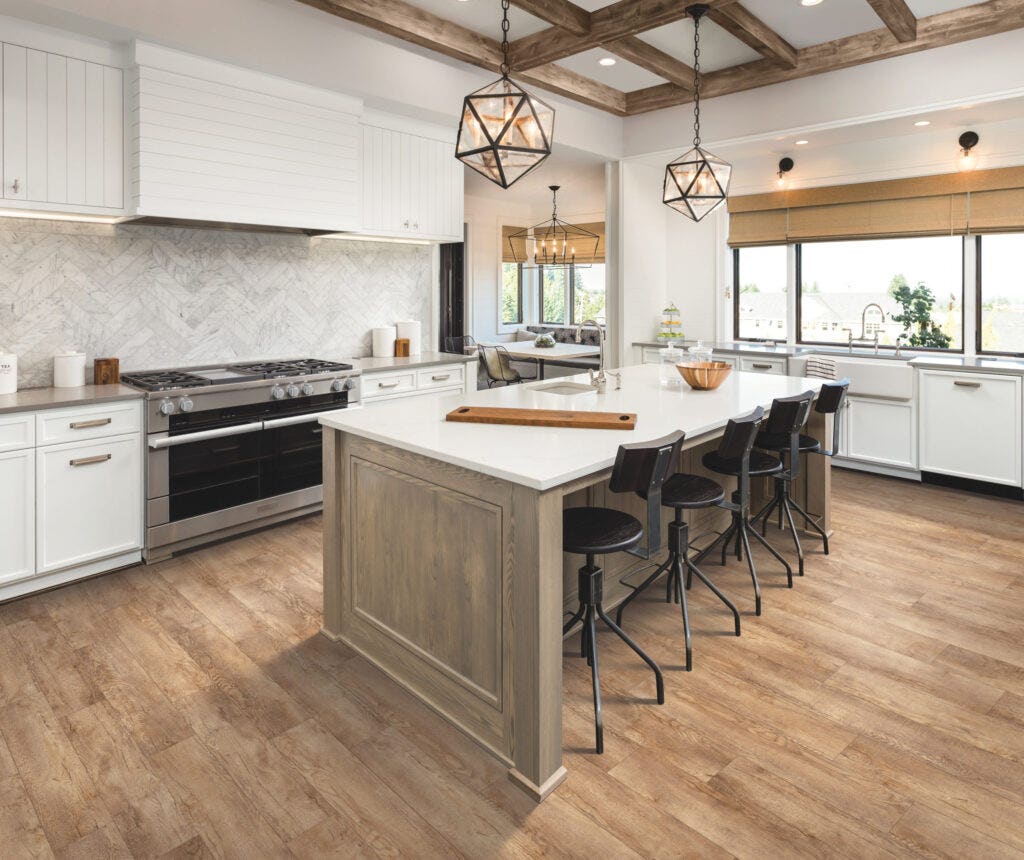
left=501, top=263, right=522, bottom=325
left=573, top=264, right=606, bottom=324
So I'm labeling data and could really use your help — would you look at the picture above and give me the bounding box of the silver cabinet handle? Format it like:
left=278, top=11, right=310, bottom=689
left=431, top=374, right=451, bottom=381
left=70, top=453, right=111, bottom=466
left=70, top=417, right=112, bottom=429
left=752, top=363, right=773, bottom=370
left=147, top=421, right=263, bottom=449
left=378, top=381, right=400, bottom=389
left=11, top=179, right=19, bottom=194
left=953, top=380, right=981, bottom=388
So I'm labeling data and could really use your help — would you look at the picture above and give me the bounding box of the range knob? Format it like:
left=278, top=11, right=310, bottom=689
left=271, top=385, right=285, bottom=400
left=330, top=378, right=344, bottom=393
left=178, top=396, right=194, bottom=413
left=286, top=384, right=300, bottom=398
left=300, top=382, right=314, bottom=396
left=158, top=398, right=175, bottom=416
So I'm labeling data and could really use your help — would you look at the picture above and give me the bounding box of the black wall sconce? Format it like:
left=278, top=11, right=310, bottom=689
left=777, top=157, right=795, bottom=188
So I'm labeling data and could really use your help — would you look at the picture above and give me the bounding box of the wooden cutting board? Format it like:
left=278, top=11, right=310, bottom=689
left=446, top=405, right=637, bottom=431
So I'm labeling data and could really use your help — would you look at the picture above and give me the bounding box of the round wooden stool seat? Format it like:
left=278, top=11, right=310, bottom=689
left=702, top=449, right=784, bottom=478
left=660, top=473, right=725, bottom=509
left=563, top=507, right=643, bottom=555
left=755, top=430, right=821, bottom=453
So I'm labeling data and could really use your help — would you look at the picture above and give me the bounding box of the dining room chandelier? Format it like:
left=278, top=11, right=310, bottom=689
left=663, top=4, right=732, bottom=221
left=507, top=185, right=600, bottom=269
left=455, top=0, right=555, bottom=189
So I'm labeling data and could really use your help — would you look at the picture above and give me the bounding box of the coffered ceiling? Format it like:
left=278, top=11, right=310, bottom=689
left=295, top=0, right=1024, bottom=116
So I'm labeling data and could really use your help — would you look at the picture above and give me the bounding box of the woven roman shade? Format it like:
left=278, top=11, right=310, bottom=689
left=502, top=222, right=606, bottom=264
left=727, top=166, right=1024, bottom=246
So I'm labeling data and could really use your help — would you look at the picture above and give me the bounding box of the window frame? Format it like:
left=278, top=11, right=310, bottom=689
left=732, top=245, right=790, bottom=343
left=975, top=234, right=1024, bottom=358
left=500, top=261, right=524, bottom=326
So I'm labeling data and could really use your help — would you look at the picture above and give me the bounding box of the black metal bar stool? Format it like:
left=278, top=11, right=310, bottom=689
left=562, top=431, right=683, bottom=754
left=693, top=407, right=793, bottom=616
left=614, top=442, right=741, bottom=672
left=754, top=379, right=850, bottom=556
left=742, top=391, right=817, bottom=576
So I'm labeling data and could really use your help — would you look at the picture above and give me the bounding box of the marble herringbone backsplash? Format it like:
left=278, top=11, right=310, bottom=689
left=0, top=218, right=434, bottom=388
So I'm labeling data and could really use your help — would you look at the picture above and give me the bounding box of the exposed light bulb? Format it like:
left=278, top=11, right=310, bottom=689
left=959, top=150, right=976, bottom=171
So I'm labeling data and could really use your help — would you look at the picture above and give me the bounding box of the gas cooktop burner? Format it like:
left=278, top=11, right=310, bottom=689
left=229, top=359, right=354, bottom=377
left=120, top=371, right=214, bottom=392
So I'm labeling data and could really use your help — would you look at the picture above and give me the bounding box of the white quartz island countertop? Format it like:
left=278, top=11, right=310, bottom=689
left=321, top=364, right=824, bottom=490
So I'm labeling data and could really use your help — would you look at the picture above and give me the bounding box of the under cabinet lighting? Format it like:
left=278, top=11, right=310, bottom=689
left=314, top=233, right=432, bottom=245
left=0, top=208, right=124, bottom=224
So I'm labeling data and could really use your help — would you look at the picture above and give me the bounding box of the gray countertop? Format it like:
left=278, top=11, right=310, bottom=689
left=910, top=356, right=1024, bottom=376
left=0, top=384, right=142, bottom=415
left=354, top=352, right=477, bottom=374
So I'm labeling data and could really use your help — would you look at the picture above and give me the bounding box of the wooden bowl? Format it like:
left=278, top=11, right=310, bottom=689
left=676, top=361, right=732, bottom=390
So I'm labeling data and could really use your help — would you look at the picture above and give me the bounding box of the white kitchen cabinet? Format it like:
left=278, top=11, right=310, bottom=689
left=739, top=355, right=787, bottom=375
left=0, top=449, right=34, bottom=586
left=363, top=362, right=473, bottom=403
left=360, top=120, right=463, bottom=241
left=835, top=396, right=916, bottom=472
left=919, top=370, right=1022, bottom=486
left=2, top=42, right=123, bottom=210
left=36, top=432, right=142, bottom=574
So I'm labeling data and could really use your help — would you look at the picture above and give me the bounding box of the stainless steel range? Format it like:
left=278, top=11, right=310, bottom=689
left=121, top=358, right=360, bottom=562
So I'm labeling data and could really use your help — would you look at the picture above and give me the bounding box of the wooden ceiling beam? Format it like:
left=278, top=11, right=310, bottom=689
left=707, top=3, right=798, bottom=68
left=603, top=35, right=695, bottom=90
left=509, top=0, right=737, bottom=71
left=866, top=0, right=918, bottom=43
left=508, top=0, right=591, bottom=36
left=626, top=0, right=1024, bottom=114
left=294, top=0, right=626, bottom=114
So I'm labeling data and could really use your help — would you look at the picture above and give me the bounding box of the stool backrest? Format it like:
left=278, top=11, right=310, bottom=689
left=609, top=430, right=685, bottom=497
left=715, top=407, right=766, bottom=463
left=814, top=378, right=850, bottom=456
left=762, top=390, right=816, bottom=438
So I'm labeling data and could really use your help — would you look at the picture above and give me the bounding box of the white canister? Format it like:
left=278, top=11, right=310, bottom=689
left=0, top=353, right=16, bottom=395
left=395, top=320, right=422, bottom=356
left=53, top=351, right=87, bottom=388
left=372, top=326, right=398, bottom=358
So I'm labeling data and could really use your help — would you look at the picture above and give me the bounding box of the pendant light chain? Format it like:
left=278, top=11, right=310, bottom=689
left=692, top=12, right=702, bottom=149
left=500, top=0, right=511, bottom=78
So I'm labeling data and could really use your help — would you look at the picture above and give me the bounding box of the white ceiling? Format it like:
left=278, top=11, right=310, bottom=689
left=405, top=0, right=984, bottom=90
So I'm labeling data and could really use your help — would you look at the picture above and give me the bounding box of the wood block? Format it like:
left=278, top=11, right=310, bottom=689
left=394, top=339, right=410, bottom=357
left=446, top=405, right=637, bottom=431
left=93, top=358, right=119, bottom=386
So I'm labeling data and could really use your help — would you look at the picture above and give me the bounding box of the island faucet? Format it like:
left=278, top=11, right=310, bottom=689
left=575, top=319, right=618, bottom=391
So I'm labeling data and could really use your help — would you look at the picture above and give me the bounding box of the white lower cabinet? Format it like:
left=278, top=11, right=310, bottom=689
left=363, top=362, right=473, bottom=403
left=919, top=370, right=1022, bottom=486
left=36, top=433, right=143, bottom=574
left=739, top=355, right=787, bottom=375
left=837, top=396, right=916, bottom=472
left=0, top=448, right=34, bottom=585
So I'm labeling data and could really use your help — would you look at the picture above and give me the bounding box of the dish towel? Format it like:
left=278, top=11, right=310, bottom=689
left=804, top=356, right=838, bottom=380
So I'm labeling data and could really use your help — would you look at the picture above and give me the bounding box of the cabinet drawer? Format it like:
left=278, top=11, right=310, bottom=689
left=919, top=371, right=1021, bottom=486
left=739, top=356, right=786, bottom=374
left=36, top=433, right=142, bottom=573
left=363, top=372, right=417, bottom=399
left=36, top=400, right=142, bottom=445
left=0, top=413, right=35, bottom=453
left=417, top=365, right=464, bottom=391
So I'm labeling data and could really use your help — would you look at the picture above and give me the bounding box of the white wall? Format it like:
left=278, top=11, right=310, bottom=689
left=618, top=162, right=668, bottom=355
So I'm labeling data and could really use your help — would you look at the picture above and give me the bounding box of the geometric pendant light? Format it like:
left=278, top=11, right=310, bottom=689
left=455, top=0, right=555, bottom=189
left=663, top=4, right=732, bottom=221
left=507, top=185, right=600, bottom=269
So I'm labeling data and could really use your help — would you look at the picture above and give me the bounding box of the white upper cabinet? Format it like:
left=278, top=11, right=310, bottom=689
left=360, top=114, right=464, bottom=241
left=1, top=42, right=123, bottom=211
left=131, top=42, right=362, bottom=233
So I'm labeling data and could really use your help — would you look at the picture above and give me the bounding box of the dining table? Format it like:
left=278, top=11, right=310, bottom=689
left=497, top=342, right=602, bottom=380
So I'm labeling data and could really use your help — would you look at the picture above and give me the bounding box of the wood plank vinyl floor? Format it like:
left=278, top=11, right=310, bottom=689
left=1, top=469, right=1023, bottom=858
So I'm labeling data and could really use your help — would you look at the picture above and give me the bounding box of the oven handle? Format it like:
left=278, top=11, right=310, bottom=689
left=263, top=409, right=353, bottom=430
left=147, top=422, right=264, bottom=449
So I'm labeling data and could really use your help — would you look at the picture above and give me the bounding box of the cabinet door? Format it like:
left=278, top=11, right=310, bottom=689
left=0, top=449, right=34, bottom=585
left=36, top=433, right=142, bottom=574
left=844, top=396, right=916, bottom=470
left=919, top=371, right=1022, bottom=486
left=2, top=43, right=27, bottom=200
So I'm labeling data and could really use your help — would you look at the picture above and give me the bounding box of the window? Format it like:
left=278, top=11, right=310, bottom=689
left=978, top=234, right=1024, bottom=355
left=540, top=266, right=568, bottom=324
left=501, top=262, right=523, bottom=325
left=798, top=236, right=963, bottom=350
left=572, top=264, right=606, bottom=325
left=734, top=245, right=788, bottom=340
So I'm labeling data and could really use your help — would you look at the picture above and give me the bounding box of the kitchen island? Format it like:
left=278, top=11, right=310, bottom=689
left=319, top=364, right=830, bottom=802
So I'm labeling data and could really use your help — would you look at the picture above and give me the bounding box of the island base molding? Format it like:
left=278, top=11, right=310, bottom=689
left=320, top=410, right=830, bottom=803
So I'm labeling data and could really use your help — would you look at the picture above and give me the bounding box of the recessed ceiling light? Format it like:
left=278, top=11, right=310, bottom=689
left=914, top=120, right=931, bottom=127
left=598, top=57, right=616, bottom=66
left=801, top=0, right=824, bottom=6
left=795, top=139, right=809, bottom=145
